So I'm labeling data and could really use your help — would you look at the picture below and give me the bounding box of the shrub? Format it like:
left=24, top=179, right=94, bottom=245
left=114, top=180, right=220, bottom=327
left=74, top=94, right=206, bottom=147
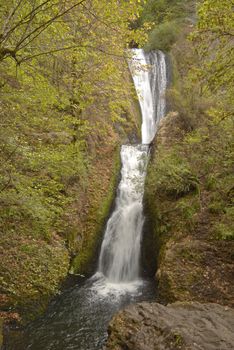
left=145, top=21, right=180, bottom=52
left=149, top=149, right=199, bottom=199
left=213, top=208, right=234, bottom=241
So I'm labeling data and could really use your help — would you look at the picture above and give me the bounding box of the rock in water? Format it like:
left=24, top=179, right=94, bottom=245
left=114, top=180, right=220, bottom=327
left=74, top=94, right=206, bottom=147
left=105, top=302, right=234, bottom=350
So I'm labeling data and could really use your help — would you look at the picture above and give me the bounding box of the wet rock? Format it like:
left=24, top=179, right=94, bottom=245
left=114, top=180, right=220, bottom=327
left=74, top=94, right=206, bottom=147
left=105, top=302, right=234, bottom=350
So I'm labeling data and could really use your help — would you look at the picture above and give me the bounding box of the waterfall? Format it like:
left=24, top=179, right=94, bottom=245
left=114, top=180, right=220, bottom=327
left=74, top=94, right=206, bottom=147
left=96, top=49, right=167, bottom=285
left=98, top=144, right=148, bottom=282
left=130, top=49, right=167, bottom=144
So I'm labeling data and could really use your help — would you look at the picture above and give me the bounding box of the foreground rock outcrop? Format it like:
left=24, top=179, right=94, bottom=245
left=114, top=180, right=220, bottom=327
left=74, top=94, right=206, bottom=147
left=105, top=302, right=234, bottom=350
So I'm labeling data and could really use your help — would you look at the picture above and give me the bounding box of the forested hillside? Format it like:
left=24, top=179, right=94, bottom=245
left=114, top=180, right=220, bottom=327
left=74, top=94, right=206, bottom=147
left=0, top=0, right=145, bottom=322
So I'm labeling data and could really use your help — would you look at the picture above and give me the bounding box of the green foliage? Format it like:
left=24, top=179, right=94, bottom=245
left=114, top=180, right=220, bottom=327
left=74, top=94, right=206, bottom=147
left=214, top=223, right=234, bottom=241
left=0, top=232, right=69, bottom=319
left=0, top=0, right=145, bottom=241
left=149, top=148, right=199, bottom=199
left=0, top=0, right=145, bottom=319
left=138, top=0, right=194, bottom=51
left=176, top=196, right=200, bottom=226
left=139, top=0, right=187, bottom=25
left=166, top=88, right=197, bottom=131
left=190, top=0, right=234, bottom=121
left=145, top=20, right=180, bottom=52
left=172, top=332, right=184, bottom=347
left=143, top=0, right=233, bottom=307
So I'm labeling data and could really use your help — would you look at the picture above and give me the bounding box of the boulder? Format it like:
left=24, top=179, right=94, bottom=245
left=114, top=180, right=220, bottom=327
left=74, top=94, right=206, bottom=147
left=105, top=302, right=234, bottom=350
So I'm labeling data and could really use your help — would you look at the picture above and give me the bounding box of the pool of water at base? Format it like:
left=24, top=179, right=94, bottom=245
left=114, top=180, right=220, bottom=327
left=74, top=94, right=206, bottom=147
left=4, top=274, right=157, bottom=350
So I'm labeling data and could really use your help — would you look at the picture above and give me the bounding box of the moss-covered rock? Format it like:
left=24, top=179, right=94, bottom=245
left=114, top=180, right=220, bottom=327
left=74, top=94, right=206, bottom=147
left=0, top=232, right=69, bottom=322
left=143, top=109, right=234, bottom=307
left=69, top=144, right=121, bottom=275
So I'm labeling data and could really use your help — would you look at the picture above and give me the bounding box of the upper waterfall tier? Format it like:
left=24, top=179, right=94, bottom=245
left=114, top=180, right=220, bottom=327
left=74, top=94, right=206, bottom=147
left=130, top=49, right=167, bottom=145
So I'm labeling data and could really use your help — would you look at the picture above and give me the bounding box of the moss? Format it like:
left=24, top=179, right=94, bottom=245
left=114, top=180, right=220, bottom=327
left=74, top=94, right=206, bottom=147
left=142, top=138, right=201, bottom=276
left=213, top=223, right=234, bottom=241
left=158, top=272, right=177, bottom=303
left=0, top=233, right=69, bottom=322
left=175, top=195, right=201, bottom=228
left=70, top=146, right=121, bottom=275
left=178, top=248, right=202, bottom=263
left=208, top=201, right=225, bottom=214
left=171, top=332, right=184, bottom=348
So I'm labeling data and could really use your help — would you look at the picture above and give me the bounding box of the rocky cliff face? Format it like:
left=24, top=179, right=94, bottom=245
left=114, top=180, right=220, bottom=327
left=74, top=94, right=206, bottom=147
left=105, top=302, right=234, bottom=350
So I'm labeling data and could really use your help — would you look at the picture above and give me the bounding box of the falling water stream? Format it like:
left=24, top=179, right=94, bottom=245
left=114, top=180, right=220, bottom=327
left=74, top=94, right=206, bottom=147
left=4, top=49, right=167, bottom=350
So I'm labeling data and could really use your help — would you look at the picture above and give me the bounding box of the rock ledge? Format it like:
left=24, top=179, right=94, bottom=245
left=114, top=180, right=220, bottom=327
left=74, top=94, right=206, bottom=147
left=105, top=302, right=234, bottom=350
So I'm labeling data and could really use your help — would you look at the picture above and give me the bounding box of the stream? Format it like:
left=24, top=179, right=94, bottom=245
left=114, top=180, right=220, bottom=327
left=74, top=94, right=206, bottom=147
left=4, top=49, right=167, bottom=350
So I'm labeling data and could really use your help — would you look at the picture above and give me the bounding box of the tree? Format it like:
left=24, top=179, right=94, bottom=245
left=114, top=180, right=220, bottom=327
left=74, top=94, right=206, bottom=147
left=0, top=1, right=87, bottom=63
left=190, top=0, right=234, bottom=120
left=0, top=0, right=146, bottom=231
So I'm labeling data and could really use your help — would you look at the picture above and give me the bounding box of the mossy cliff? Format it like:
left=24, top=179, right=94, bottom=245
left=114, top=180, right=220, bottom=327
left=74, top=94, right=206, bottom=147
left=144, top=101, right=233, bottom=307
left=0, top=63, right=141, bottom=324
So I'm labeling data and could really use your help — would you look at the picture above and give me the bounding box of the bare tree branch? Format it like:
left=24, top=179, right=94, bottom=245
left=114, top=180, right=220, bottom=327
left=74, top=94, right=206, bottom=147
left=1, top=0, right=25, bottom=36
left=19, top=44, right=129, bottom=64
left=81, top=3, right=121, bottom=33
left=0, top=0, right=88, bottom=62
left=15, top=1, right=87, bottom=50
left=1, top=0, right=53, bottom=43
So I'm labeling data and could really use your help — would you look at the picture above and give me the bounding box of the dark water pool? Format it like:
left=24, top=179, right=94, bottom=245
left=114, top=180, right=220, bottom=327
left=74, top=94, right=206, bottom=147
left=4, top=274, right=157, bottom=350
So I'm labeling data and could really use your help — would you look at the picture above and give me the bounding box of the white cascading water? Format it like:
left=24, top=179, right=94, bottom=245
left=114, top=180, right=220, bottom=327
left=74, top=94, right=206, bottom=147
left=131, top=49, right=167, bottom=144
left=98, top=144, right=148, bottom=282
left=94, top=48, right=167, bottom=292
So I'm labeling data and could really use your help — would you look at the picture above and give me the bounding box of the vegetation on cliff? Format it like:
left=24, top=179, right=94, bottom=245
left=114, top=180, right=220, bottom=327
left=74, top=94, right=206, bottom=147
left=0, top=0, right=144, bottom=321
left=144, top=0, right=234, bottom=305
left=137, top=0, right=195, bottom=52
